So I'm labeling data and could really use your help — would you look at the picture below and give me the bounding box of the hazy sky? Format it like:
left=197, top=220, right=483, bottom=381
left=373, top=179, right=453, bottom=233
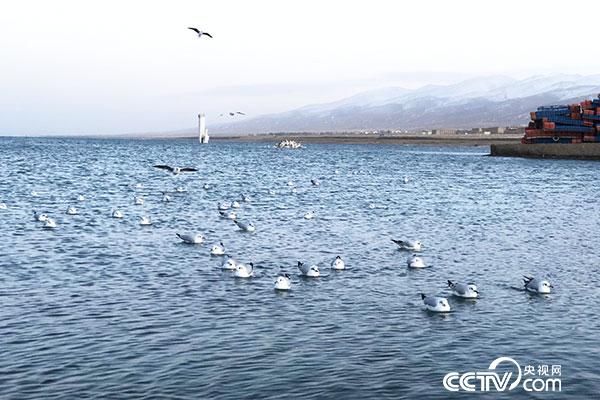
left=2, top=0, right=600, bottom=135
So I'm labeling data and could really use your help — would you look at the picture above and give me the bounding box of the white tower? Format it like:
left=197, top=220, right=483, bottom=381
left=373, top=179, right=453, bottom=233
left=198, top=113, right=209, bottom=144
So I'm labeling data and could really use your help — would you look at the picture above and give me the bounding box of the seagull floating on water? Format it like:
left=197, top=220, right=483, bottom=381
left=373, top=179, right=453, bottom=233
left=407, top=254, right=425, bottom=268
left=154, top=165, right=198, bottom=175
left=274, top=273, right=292, bottom=290
left=34, top=211, right=49, bottom=222
left=331, top=256, right=345, bottom=270
left=44, top=217, right=57, bottom=229
left=297, top=261, right=320, bottom=277
left=134, top=196, right=144, bottom=205
left=233, top=219, right=255, bottom=232
left=139, top=216, right=152, bottom=226
left=231, top=201, right=240, bottom=209
left=303, top=211, right=315, bottom=220
left=392, top=239, right=423, bottom=252
left=112, top=209, right=124, bottom=219
left=162, top=192, right=172, bottom=203
left=77, top=195, right=85, bottom=201
left=66, top=206, right=78, bottom=215
left=203, top=183, right=211, bottom=190
left=311, top=178, right=320, bottom=186
left=176, top=232, right=205, bottom=244
left=175, top=187, right=187, bottom=193
left=233, top=262, right=254, bottom=278
left=219, top=209, right=237, bottom=219
left=218, top=202, right=230, bottom=211
left=221, top=256, right=237, bottom=270
left=447, top=280, right=479, bottom=298
left=421, top=294, right=451, bottom=313
left=211, top=242, right=225, bottom=256
left=0, top=202, right=7, bottom=209
left=523, top=276, right=553, bottom=294
left=241, top=194, right=251, bottom=202
left=188, top=27, right=213, bottom=38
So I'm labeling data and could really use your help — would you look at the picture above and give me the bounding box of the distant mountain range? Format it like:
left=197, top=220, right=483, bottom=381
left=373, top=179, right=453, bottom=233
left=207, top=74, right=600, bottom=134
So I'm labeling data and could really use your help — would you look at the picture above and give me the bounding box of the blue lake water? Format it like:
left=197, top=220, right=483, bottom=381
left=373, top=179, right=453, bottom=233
left=0, top=137, right=598, bottom=399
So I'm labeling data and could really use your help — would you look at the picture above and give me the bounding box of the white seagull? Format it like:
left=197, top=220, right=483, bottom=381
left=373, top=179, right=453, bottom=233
left=233, top=219, right=255, bottom=232
left=66, top=206, right=78, bottom=215
left=297, top=261, right=320, bottom=277
left=134, top=196, right=144, bottom=206
left=44, top=217, right=57, bottom=229
left=154, top=165, right=198, bottom=175
left=139, top=216, right=152, bottom=226
left=176, top=232, right=205, bottom=244
left=218, top=202, right=231, bottom=211
left=219, top=209, right=237, bottom=219
left=274, top=273, right=292, bottom=290
left=331, top=256, right=345, bottom=270
left=311, top=178, right=320, bottom=186
left=211, top=242, right=225, bottom=256
left=0, top=202, right=7, bottom=209
left=407, top=254, right=425, bottom=268
left=162, top=192, right=172, bottom=203
left=112, top=209, right=124, bottom=219
left=231, top=201, right=241, bottom=209
left=77, top=194, right=85, bottom=201
left=33, top=211, right=49, bottom=222
left=392, top=239, right=423, bottom=252
left=421, top=294, right=451, bottom=313
left=303, top=211, right=315, bottom=220
left=233, top=262, right=254, bottom=278
left=447, top=280, right=479, bottom=298
left=187, top=27, right=213, bottom=38
left=241, top=194, right=251, bottom=202
left=221, top=256, right=237, bottom=270
left=523, top=276, right=553, bottom=294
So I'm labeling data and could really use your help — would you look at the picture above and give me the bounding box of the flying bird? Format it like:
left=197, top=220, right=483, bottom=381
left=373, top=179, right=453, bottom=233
left=153, top=165, right=198, bottom=175
left=188, top=27, right=213, bottom=38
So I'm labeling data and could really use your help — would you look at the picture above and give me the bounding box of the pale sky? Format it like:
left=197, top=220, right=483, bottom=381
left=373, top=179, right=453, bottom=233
left=1, top=0, right=600, bottom=135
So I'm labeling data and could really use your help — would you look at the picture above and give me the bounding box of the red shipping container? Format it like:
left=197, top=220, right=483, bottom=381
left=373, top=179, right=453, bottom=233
left=583, top=135, right=596, bottom=142
left=571, top=112, right=581, bottom=120
left=583, top=109, right=594, bottom=115
left=543, top=121, right=555, bottom=129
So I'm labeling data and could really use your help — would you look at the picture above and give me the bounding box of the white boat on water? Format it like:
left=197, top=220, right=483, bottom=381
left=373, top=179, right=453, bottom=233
left=198, top=113, right=209, bottom=144
left=276, top=140, right=302, bottom=149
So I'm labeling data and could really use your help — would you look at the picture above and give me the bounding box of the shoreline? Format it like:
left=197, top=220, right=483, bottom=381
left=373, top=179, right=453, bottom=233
left=209, top=133, right=523, bottom=146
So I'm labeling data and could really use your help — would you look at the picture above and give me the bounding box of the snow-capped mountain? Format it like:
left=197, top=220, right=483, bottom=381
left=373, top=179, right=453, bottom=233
left=210, top=74, right=600, bottom=134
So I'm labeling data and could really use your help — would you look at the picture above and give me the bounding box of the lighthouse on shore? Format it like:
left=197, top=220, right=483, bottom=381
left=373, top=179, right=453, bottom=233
left=198, top=113, right=209, bottom=144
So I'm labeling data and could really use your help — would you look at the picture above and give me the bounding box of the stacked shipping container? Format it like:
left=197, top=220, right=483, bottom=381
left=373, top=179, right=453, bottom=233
left=522, top=95, right=600, bottom=144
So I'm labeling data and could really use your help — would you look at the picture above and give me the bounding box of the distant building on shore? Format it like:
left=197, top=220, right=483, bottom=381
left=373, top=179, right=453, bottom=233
left=432, top=129, right=457, bottom=135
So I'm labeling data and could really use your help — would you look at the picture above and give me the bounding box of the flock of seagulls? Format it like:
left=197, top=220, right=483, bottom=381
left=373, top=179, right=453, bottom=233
left=219, top=111, right=246, bottom=117
left=389, top=237, right=554, bottom=312
left=9, top=158, right=555, bottom=312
